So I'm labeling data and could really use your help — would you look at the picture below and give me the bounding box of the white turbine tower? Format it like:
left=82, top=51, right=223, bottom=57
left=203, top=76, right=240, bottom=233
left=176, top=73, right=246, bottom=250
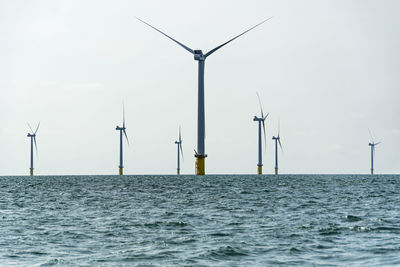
left=174, top=126, right=184, bottom=175
left=116, top=105, right=129, bottom=175
left=138, top=17, right=272, bottom=175
left=272, top=119, right=283, bottom=175
left=27, top=122, right=40, bottom=176
left=368, top=130, right=381, bottom=175
left=253, top=93, right=268, bottom=174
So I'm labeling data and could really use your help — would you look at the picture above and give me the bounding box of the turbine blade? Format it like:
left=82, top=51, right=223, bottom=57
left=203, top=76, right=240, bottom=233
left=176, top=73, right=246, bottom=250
left=204, top=17, right=272, bottom=58
left=33, top=136, right=38, bottom=158
left=256, top=92, right=264, bottom=118
left=123, top=102, right=126, bottom=128
left=368, top=129, right=374, bottom=143
left=179, top=126, right=181, bottom=142
left=180, top=143, right=184, bottom=161
left=27, top=123, right=34, bottom=134
left=137, top=17, right=194, bottom=54
left=262, top=120, right=267, bottom=152
left=278, top=138, right=283, bottom=152
left=123, top=129, right=130, bottom=146
left=278, top=118, right=280, bottom=137
left=263, top=112, right=269, bottom=120
left=375, top=142, right=381, bottom=146
left=34, top=122, right=40, bottom=135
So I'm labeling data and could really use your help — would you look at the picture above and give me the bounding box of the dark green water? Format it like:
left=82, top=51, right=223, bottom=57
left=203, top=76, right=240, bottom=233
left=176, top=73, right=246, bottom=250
left=0, top=175, right=399, bottom=266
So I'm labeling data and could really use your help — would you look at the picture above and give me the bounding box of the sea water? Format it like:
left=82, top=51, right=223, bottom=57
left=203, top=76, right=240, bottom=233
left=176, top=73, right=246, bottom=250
left=0, top=175, right=399, bottom=266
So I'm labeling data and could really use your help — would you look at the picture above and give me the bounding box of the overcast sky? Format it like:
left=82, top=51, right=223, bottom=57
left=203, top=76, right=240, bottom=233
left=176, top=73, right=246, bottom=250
left=1, top=0, right=399, bottom=175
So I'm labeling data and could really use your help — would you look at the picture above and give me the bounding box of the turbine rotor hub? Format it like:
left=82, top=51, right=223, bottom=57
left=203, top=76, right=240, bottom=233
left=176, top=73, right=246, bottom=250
left=194, top=50, right=205, bottom=61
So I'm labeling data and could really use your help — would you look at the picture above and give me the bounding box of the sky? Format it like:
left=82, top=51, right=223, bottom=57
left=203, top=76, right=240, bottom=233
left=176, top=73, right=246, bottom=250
left=0, top=0, right=399, bottom=175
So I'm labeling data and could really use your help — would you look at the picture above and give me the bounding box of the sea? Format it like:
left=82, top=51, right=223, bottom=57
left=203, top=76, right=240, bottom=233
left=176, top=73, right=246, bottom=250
left=0, top=174, right=399, bottom=266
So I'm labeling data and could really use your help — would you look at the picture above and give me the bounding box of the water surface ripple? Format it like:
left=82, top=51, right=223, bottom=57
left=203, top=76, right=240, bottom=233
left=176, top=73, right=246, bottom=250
left=0, top=175, right=399, bottom=266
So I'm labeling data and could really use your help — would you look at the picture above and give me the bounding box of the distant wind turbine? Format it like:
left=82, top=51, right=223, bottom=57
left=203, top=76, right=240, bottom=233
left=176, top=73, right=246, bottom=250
left=272, top=119, right=283, bottom=175
left=27, top=122, right=40, bottom=176
left=253, top=93, right=268, bottom=174
left=116, top=105, right=129, bottom=175
left=137, top=17, right=272, bottom=175
left=174, top=126, right=184, bottom=175
left=368, top=130, right=381, bottom=175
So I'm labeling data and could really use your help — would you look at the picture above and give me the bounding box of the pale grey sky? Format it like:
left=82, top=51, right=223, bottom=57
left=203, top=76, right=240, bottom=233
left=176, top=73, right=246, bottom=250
left=0, top=0, right=399, bottom=175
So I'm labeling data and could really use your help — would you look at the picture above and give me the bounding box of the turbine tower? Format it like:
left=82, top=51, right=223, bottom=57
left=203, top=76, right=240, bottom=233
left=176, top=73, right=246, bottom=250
left=368, top=130, right=381, bottom=175
left=253, top=93, right=268, bottom=175
left=174, top=126, right=184, bottom=175
left=27, top=122, right=40, bottom=176
left=137, top=17, right=271, bottom=175
left=116, top=105, right=129, bottom=175
left=272, top=119, right=283, bottom=175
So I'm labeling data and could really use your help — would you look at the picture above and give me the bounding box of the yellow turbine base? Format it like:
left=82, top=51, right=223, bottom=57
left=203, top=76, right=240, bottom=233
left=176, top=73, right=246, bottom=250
left=177, top=169, right=180, bottom=175
left=119, top=167, right=123, bottom=175
left=275, top=168, right=278, bottom=175
left=257, top=165, right=262, bottom=175
left=371, top=169, right=374, bottom=175
left=195, top=156, right=205, bottom=175
left=30, top=169, right=33, bottom=176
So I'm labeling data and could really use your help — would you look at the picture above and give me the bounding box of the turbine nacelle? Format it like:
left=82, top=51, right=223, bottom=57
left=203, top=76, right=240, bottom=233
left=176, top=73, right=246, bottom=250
left=369, top=142, right=380, bottom=147
left=27, top=133, right=35, bottom=137
left=253, top=116, right=264, bottom=122
left=272, top=136, right=279, bottom=140
left=369, top=142, right=380, bottom=146
left=116, top=126, right=125, bottom=131
left=194, top=50, right=205, bottom=61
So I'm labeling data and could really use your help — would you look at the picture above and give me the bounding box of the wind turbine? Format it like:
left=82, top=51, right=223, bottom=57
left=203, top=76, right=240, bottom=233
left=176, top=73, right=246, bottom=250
left=174, top=126, right=184, bottom=175
left=137, top=17, right=271, bottom=175
left=253, top=93, right=268, bottom=174
left=116, top=105, right=129, bottom=175
left=368, top=130, right=381, bottom=175
left=27, top=122, right=40, bottom=176
left=272, top=119, right=283, bottom=175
